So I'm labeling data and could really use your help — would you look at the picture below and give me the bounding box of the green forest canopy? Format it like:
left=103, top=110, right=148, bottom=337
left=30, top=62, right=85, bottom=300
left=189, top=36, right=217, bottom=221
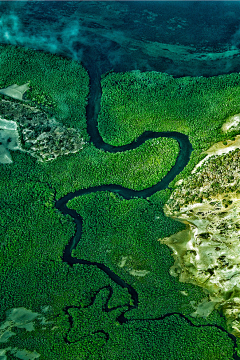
left=0, top=44, right=239, bottom=359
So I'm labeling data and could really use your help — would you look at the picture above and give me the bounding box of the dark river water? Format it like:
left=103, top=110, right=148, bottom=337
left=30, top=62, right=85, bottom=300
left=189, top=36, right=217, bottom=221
left=55, top=67, right=239, bottom=357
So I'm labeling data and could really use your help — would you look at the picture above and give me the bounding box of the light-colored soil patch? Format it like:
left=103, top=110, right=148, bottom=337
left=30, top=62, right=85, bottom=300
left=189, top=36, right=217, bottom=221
left=161, top=193, right=240, bottom=336
left=0, top=348, right=10, bottom=360
left=0, top=98, right=85, bottom=163
left=0, top=83, right=30, bottom=102
left=128, top=269, right=150, bottom=277
left=117, top=255, right=150, bottom=277
left=0, top=118, right=17, bottom=130
left=118, top=256, right=128, bottom=268
left=0, top=306, right=54, bottom=359
left=192, top=134, right=240, bottom=174
left=10, top=348, right=40, bottom=360
left=222, top=113, right=240, bottom=132
left=7, top=307, right=39, bottom=324
left=0, top=149, right=12, bottom=164
left=0, top=330, right=16, bottom=343
left=190, top=298, right=218, bottom=319
left=161, top=141, right=240, bottom=337
left=0, top=308, right=40, bottom=343
left=0, top=118, right=21, bottom=164
left=205, top=134, right=240, bottom=155
left=0, top=348, right=40, bottom=360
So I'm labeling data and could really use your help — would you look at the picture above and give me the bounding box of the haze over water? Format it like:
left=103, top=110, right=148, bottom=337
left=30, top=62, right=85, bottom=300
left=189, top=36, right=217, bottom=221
left=1, top=1, right=240, bottom=77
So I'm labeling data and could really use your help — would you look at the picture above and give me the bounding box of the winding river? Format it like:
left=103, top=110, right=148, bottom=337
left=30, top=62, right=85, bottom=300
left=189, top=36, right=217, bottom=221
left=55, top=66, right=240, bottom=358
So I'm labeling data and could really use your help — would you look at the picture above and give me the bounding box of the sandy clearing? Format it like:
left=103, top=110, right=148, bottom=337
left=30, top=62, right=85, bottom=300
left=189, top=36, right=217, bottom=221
left=0, top=83, right=30, bottom=101
left=192, top=135, right=240, bottom=174
left=0, top=117, right=17, bottom=130
left=118, top=256, right=128, bottom=268
left=222, top=114, right=240, bottom=132
left=128, top=269, right=150, bottom=277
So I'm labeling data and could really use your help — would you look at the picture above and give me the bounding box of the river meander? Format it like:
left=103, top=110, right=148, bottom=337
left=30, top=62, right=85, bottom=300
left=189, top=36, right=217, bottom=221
left=55, top=67, right=240, bottom=358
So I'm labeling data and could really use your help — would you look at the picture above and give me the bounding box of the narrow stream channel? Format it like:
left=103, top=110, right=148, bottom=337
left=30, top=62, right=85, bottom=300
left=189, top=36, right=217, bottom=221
left=55, top=66, right=240, bottom=358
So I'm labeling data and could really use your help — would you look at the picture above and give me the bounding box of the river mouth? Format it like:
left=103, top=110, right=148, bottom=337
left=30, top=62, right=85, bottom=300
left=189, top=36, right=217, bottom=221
left=54, top=68, right=240, bottom=358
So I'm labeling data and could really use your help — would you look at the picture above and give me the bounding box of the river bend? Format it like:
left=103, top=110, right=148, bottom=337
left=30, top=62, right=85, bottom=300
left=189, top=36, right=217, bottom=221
left=55, top=67, right=239, bottom=358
